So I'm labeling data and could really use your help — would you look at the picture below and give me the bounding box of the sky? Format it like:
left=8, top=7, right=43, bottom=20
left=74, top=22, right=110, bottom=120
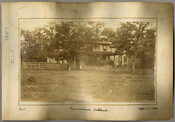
left=20, top=19, right=156, bottom=31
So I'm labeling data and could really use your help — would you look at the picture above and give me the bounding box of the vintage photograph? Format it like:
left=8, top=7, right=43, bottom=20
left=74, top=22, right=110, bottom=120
left=3, top=2, right=173, bottom=120
left=20, top=19, right=156, bottom=103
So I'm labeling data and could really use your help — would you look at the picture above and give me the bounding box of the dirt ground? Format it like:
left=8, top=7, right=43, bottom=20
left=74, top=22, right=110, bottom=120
left=21, top=69, right=155, bottom=103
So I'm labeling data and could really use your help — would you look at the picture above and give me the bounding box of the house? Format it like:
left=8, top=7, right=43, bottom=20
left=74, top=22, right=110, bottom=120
left=47, top=41, right=129, bottom=67
left=91, top=41, right=129, bottom=67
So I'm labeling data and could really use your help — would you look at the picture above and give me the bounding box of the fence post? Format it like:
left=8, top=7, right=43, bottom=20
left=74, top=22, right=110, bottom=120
left=24, top=62, right=27, bottom=69
left=39, top=62, right=40, bottom=69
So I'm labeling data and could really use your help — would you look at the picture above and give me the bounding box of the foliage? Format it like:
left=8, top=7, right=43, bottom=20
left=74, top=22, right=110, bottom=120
left=21, top=22, right=105, bottom=64
left=113, top=22, right=156, bottom=69
left=21, top=21, right=156, bottom=70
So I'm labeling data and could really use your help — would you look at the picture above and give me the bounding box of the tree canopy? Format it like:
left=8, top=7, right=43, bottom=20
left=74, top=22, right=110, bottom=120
left=21, top=21, right=156, bottom=69
left=113, top=22, right=156, bottom=71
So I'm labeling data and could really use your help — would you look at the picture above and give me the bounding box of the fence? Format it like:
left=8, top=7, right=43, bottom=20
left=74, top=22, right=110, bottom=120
left=21, top=62, right=67, bottom=70
left=21, top=62, right=130, bottom=72
left=83, top=65, right=131, bottom=72
left=21, top=62, right=154, bottom=74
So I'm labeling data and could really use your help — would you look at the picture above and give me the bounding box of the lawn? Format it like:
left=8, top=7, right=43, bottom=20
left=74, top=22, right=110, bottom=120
left=21, top=69, right=155, bottom=103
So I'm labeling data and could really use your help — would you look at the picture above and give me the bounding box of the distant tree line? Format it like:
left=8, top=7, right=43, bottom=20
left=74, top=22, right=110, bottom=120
left=21, top=21, right=156, bottom=72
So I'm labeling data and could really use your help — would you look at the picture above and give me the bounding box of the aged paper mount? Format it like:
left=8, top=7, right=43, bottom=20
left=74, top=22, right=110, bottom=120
left=2, top=2, right=173, bottom=120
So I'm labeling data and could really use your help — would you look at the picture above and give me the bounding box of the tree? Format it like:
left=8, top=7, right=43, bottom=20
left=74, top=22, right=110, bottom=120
left=48, top=22, right=105, bottom=65
left=114, top=22, right=156, bottom=73
left=20, top=22, right=106, bottom=64
left=137, top=28, right=156, bottom=69
left=21, top=27, right=49, bottom=62
left=101, top=27, right=116, bottom=42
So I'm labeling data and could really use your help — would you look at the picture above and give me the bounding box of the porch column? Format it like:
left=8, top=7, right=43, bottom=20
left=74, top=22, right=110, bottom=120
left=106, top=55, right=108, bottom=61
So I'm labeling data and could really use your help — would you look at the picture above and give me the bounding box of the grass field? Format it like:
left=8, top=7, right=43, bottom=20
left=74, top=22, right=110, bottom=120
left=21, top=69, right=155, bottom=103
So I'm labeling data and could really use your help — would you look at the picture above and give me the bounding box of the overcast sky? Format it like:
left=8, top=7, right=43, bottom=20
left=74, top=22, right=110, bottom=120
left=20, top=19, right=156, bottom=31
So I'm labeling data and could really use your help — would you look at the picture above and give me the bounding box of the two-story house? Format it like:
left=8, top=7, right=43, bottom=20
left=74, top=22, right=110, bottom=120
left=47, top=41, right=129, bottom=68
left=92, top=41, right=129, bottom=67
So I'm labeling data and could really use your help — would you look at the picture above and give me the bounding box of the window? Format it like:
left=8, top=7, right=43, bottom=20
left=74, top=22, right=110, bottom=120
left=103, top=46, right=107, bottom=51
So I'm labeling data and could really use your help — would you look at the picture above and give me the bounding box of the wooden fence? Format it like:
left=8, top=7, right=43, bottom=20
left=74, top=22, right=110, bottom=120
left=21, top=62, right=67, bottom=70
left=83, top=65, right=131, bottom=72
left=21, top=62, right=154, bottom=74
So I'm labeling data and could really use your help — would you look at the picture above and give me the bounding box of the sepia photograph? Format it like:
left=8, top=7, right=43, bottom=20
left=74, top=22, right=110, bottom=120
left=20, top=19, right=156, bottom=103
left=2, top=2, right=173, bottom=120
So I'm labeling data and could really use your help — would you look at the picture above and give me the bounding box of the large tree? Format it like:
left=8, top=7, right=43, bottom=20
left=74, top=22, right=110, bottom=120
left=114, top=22, right=156, bottom=73
left=20, top=22, right=105, bottom=64
left=47, top=22, right=105, bottom=65
left=21, top=28, right=48, bottom=62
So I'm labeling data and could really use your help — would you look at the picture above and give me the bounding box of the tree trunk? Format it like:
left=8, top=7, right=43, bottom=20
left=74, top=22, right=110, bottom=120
left=132, top=56, right=136, bottom=73
left=142, top=57, right=145, bottom=74
left=120, top=55, right=123, bottom=68
left=73, top=54, right=76, bottom=65
left=56, top=59, right=59, bottom=64
left=132, top=61, right=136, bottom=73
